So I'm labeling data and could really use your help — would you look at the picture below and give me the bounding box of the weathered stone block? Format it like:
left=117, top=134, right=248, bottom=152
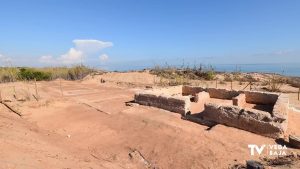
left=207, top=88, right=239, bottom=99
left=232, top=94, right=246, bottom=107
left=242, top=91, right=278, bottom=105
left=182, top=86, right=205, bottom=96
left=202, top=103, right=285, bottom=138
left=134, top=91, right=190, bottom=114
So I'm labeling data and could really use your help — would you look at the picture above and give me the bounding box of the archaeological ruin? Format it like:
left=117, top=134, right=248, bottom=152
left=134, top=85, right=289, bottom=139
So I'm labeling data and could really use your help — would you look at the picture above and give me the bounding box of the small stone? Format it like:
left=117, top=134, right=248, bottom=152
left=125, top=102, right=139, bottom=107
left=246, top=160, right=264, bottom=169
left=289, top=135, right=300, bottom=149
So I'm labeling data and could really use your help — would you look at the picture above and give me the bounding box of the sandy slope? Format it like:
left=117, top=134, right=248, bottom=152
left=0, top=72, right=300, bottom=169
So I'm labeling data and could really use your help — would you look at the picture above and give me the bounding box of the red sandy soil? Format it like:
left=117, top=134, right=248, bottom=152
left=0, top=72, right=300, bottom=169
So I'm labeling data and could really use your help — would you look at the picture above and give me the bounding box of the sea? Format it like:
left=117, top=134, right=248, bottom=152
left=213, top=63, right=300, bottom=77
left=104, top=63, right=300, bottom=77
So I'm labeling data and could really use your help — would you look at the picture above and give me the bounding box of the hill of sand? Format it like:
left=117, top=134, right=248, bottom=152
left=0, top=71, right=300, bottom=169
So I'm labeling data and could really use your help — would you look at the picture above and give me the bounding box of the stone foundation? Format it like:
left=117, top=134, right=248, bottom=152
left=134, top=85, right=289, bottom=138
left=202, top=103, right=286, bottom=138
left=134, top=87, right=190, bottom=114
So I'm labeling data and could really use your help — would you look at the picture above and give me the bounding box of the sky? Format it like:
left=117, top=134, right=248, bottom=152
left=0, top=0, right=300, bottom=70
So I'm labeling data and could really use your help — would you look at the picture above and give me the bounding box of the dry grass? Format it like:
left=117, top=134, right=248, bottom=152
left=150, top=64, right=216, bottom=86
left=0, top=65, right=96, bottom=83
left=266, top=74, right=286, bottom=92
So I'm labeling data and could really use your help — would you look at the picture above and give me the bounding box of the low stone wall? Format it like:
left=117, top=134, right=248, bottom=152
left=134, top=91, right=190, bottom=114
left=242, top=91, right=278, bottom=105
left=207, top=88, right=239, bottom=99
left=183, top=86, right=239, bottom=100
left=182, top=86, right=205, bottom=96
left=272, top=94, right=289, bottom=133
left=232, top=94, right=246, bottom=107
left=202, top=103, right=286, bottom=138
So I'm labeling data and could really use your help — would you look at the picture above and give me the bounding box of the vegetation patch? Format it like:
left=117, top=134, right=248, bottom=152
left=0, top=65, right=96, bottom=82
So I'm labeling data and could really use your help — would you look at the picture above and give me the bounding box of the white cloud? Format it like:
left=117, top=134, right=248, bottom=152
left=39, top=39, right=113, bottom=65
left=39, top=55, right=55, bottom=63
left=59, top=48, right=84, bottom=64
left=0, top=54, right=12, bottom=65
left=99, top=54, right=109, bottom=62
left=273, top=49, right=294, bottom=56
left=73, top=39, right=113, bottom=54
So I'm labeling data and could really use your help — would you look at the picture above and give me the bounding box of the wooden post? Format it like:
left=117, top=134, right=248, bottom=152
left=0, top=89, right=2, bottom=103
left=13, top=86, right=17, bottom=99
left=215, top=80, right=218, bottom=88
left=231, top=81, right=233, bottom=90
left=298, top=87, right=300, bottom=101
left=34, top=78, right=39, bottom=100
left=60, top=78, right=63, bottom=96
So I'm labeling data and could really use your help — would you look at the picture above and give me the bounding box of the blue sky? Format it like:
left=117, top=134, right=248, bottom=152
left=0, top=0, right=300, bottom=70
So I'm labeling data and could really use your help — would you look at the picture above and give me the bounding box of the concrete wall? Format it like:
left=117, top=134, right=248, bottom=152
left=202, top=103, right=286, bottom=138
left=134, top=91, right=190, bottom=114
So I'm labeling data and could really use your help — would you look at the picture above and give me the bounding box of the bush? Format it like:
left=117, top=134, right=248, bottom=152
left=0, top=65, right=96, bottom=83
left=203, top=70, right=215, bottom=80
left=287, top=77, right=300, bottom=88
left=18, top=68, right=51, bottom=81
left=66, top=65, right=93, bottom=80
left=150, top=64, right=216, bottom=81
left=224, top=74, right=233, bottom=82
left=267, top=75, right=285, bottom=92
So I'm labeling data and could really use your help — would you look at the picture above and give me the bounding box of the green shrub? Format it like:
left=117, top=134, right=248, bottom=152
left=18, top=68, right=51, bottom=81
left=0, top=65, right=96, bottom=83
left=150, top=64, right=216, bottom=82
left=204, top=70, right=215, bottom=80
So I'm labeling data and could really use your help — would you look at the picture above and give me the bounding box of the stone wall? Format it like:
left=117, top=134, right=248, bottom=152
left=182, top=86, right=205, bottom=96
left=272, top=94, right=289, bottom=132
left=207, top=88, right=239, bottom=99
left=183, top=86, right=239, bottom=100
left=135, top=86, right=290, bottom=138
left=202, top=103, right=286, bottom=138
left=232, top=94, right=246, bottom=107
left=242, top=91, right=278, bottom=105
left=134, top=91, right=190, bottom=114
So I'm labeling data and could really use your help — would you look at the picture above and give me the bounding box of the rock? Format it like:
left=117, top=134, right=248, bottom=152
left=202, top=103, right=284, bottom=138
left=125, top=102, right=139, bottom=107
left=246, top=160, right=264, bottom=169
left=289, top=135, right=300, bottom=149
left=233, top=94, right=246, bottom=107
left=128, top=150, right=152, bottom=168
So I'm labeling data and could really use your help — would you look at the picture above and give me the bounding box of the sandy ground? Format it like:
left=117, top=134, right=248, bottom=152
left=0, top=72, right=300, bottom=169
